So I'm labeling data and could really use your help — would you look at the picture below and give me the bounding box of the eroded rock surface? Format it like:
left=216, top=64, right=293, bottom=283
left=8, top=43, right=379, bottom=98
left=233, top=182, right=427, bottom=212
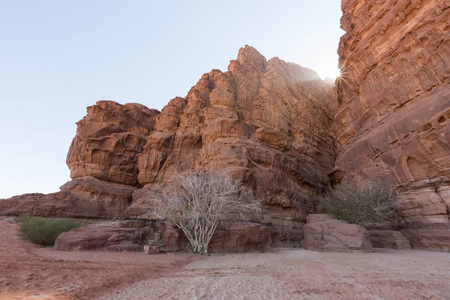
left=332, top=0, right=450, bottom=249
left=302, top=214, right=373, bottom=252
left=54, top=220, right=272, bottom=253
left=368, top=230, right=411, bottom=250
left=67, top=101, right=159, bottom=186
left=0, top=177, right=136, bottom=219
left=0, top=47, right=335, bottom=244
left=131, top=46, right=336, bottom=226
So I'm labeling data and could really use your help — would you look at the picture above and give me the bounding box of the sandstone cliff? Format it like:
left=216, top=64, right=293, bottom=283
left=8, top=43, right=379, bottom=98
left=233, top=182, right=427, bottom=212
left=332, top=0, right=450, bottom=249
left=0, top=46, right=336, bottom=228
left=131, top=46, right=336, bottom=226
left=2, top=0, right=448, bottom=251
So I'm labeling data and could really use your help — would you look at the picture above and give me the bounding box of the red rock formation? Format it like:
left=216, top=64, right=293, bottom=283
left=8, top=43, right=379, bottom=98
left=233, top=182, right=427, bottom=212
left=67, top=101, right=159, bottom=186
left=302, top=214, right=373, bottom=252
left=54, top=220, right=272, bottom=253
left=332, top=0, right=450, bottom=250
left=0, top=177, right=137, bottom=219
left=132, top=46, right=336, bottom=226
left=0, top=47, right=335, bottom=244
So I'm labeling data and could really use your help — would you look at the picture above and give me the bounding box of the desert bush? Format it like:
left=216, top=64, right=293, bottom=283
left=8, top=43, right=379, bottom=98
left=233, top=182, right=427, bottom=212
left=19, top=214, right=82, bottom=246
left=319, top=181, right=399, bottom=226
left=149, top=171, right=262, bottom=254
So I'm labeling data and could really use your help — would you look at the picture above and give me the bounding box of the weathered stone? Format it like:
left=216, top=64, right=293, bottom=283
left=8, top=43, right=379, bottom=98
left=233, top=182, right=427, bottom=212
left=60, top=176, right=137, bottom=218
left=158, top=222, right=272, bottom=253
left=397, top=186, right=449, bottom=225
left=55, top=225, right=153, bottom=252
left=0, top=177, right=136, bottom=219
left=331, top=0, right=450, bottom=249
left=302, top=214, right=372, bottom=253
left=1, top=46, right=335, bottom=235
left=269, top=226, right=304, bottom=248
left=208, top=223, right=272, bottom=253
left=161, top=225, right=189, bottom=252
left=54, top=221, right=271, bottom=253
left=67, top=101, right=159, bottom=186
left=368, top=230, right=411, bottom=250
left=134, top=46, right=336, bottom=226
left=402, top=228, right=450, bottom=252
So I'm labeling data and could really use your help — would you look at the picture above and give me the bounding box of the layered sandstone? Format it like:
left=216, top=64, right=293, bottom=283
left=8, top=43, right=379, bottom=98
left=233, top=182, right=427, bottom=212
left=332, top=0, right=450, bottom=249
left=302, top=214, right=373, bottom=252
left=67, top=101, right=160, bottom=186
left=0, top=47, right=335, bottom=231
left=54, top=220, right=272, bottom=254
left=0, top=177, right=137, bottom=219
left=131, top=46, right=336, bottom=226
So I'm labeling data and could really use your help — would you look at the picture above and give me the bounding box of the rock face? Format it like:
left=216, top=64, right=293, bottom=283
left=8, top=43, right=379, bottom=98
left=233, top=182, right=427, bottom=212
left=0, top=177, right=137, bottom=219
left=208, top=223, right=271, bottom=253
left=67, top=101, right=159, bottom=186
left=1, top=46, right=334, bottom=250
left=332, top=0, right=450, bottom=249
left=131, top=46, right=335, bottom=226
left=368, top=230, right=411, bottom=250
left=302, top=214, right=373, bottom=252
left=4, top=1, right=449, bottom=251
left=55, top=221, right=272, bottom=254
left=22, top=46, right=332, bottom=227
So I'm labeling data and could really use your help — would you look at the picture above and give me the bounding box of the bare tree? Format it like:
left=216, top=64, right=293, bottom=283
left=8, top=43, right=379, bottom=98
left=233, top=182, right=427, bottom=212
left=149, top=171, right=262, bottom=254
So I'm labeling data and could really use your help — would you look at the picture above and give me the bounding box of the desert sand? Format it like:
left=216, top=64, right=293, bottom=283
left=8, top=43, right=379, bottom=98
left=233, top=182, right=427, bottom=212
left=1, top=218, right=449, bottom=300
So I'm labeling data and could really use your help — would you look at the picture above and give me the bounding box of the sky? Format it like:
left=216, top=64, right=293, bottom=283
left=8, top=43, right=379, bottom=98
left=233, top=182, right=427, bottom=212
left=0, top=0, right=343, bottom=199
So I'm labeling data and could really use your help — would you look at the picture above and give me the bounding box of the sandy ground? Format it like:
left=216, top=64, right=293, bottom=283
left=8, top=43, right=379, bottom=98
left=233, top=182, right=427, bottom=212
left=98, top=249, right=450, bottom=300
left=0, top=219, right=199, bottom=300
left=1, top=219, right=449, bottom=300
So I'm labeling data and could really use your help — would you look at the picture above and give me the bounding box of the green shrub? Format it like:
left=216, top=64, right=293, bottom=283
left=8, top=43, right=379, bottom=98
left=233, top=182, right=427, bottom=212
left=319, top=181, right=399, bottom=226
left=19, top=214, right=82, bottom=246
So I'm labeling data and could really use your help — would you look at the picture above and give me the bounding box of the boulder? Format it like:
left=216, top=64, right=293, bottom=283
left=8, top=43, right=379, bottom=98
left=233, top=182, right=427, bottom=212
left=302, top=214, right=372, bottom=253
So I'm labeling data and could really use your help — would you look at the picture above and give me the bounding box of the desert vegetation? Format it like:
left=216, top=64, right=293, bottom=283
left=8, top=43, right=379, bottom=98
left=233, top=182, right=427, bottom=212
left=149, top=171, right=261, bottom=254
left=19, top=214, right=82, bottom=246
left=319, top=181, right=399, bottom=226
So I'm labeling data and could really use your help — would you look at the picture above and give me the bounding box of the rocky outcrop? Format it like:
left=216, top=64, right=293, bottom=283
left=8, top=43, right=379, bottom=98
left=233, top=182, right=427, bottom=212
left=0, top=47, right=335, bottom=230
left=332, top=0, right=450, bottom=249
left=0, top=177, right=136, bottom=219
left=55, top=225, right=148, bottom=252
left=302, top=214, right=373, bottom=252
left=130, top=46, right=336, bottom=226
left=67, top=101, right=160, bottom=186
left=208, top=223, right=271, bottom=253
left=368, top=230, right=411, bottom=250
left=54, top=220, right=272, bottom=253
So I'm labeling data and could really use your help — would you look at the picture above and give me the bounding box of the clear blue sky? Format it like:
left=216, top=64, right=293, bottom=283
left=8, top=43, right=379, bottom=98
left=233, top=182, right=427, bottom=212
left=0, top=0, right=343, bottom=198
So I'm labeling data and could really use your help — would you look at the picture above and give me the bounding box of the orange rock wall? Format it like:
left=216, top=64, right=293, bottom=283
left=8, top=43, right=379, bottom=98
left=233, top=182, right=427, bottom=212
left=63, top=47, right=336, bottom=226
left=333, top=0, right=450, bottom=249
left=132, top=46, right=336, bottom=225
